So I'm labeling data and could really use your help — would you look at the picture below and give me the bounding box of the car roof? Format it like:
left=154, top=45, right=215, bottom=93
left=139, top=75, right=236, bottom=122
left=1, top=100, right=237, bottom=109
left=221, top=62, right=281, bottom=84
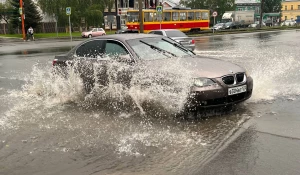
left=93, top=33, right=163, bottom=41
left=150, top=29, right=181, bottom=32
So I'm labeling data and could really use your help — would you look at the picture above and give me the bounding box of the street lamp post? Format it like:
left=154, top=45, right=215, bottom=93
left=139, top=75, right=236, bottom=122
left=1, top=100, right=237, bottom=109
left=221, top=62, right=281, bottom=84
left=19, top=0, right=25, bottom=40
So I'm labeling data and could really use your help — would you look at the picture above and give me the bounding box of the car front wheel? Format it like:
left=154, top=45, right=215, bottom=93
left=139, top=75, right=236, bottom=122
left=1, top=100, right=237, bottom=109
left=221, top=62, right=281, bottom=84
left=88, top=34, right=92, bottom=38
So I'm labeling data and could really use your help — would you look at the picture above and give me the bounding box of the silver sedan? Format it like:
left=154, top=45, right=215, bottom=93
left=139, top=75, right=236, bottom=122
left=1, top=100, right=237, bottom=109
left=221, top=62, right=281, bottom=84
left=148, top=29, right=195, bottom=51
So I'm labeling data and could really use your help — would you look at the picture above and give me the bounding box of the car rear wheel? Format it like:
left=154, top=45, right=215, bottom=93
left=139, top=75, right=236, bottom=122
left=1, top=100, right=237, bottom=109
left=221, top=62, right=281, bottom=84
left=88, top=34, right=92, bottom=38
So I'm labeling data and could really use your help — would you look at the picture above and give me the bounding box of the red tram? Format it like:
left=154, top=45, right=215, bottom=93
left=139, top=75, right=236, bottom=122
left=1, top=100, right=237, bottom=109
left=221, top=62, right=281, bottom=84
left=126, top=8, right=210, bottom=33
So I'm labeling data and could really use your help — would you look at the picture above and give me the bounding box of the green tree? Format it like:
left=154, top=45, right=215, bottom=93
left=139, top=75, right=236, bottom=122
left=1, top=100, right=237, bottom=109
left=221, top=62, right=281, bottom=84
left=9, top=0, right=21, bottom=29
left=38, top=0, right=68, bottom=26
left=9, top=0, right=42, bottom=31
left=38, top=0, right=112, bottom=29
left=0, top=1, right=13, bottom=24
left=263, top=0, right=282, bottom=13
left=85, top=5, right=103, bottom=27
left=23, top=0, right=42, bottom=29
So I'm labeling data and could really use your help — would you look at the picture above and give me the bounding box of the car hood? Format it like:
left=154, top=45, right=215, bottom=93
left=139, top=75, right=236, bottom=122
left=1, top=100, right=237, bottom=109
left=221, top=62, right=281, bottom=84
left=142, top=56, right=245, bottom=78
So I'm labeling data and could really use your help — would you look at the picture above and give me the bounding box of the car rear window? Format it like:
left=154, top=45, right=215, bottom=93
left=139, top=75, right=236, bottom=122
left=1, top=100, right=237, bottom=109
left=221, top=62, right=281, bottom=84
left=165, top=31, right=187, bottom=37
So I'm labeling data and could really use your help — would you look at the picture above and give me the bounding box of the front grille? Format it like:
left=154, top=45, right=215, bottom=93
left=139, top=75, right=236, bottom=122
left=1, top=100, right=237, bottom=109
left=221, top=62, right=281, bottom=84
left=222, top=73, right=245, bottom=85
left=222, top=76, right=234, bottom=85
left=236, top=73, right=244, bottom=83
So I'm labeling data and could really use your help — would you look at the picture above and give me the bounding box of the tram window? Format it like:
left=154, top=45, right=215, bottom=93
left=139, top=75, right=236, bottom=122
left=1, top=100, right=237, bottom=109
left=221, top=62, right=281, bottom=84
left=127, top=12, right=139, bottom=22
left=195, top=12, right=201, bottom=20
left=202, top=12, right=209, bottom=20
left=153, top=12, right=159, bottom=21
left=188, top=12, right=194, bottom=20
left=163, top=12, right=171, bottom=21
left=172, top=12, right=179, bottom=21
left=180, top=12, right=187, bottom=21
left=144, top=12, right=154, bottom=22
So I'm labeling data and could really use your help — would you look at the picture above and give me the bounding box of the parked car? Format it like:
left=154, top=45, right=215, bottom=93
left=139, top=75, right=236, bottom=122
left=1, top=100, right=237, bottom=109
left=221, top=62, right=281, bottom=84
left=248, top=21, right=266, bottom=28
left=281, top=20, right=296, bottom=26
left=148, top=29, right=195, bottom=51
left=115, top=26, right=139, bottom=34
left=82, top=28, right=106, bottom=38
left=211, top=23, right=225, bottom=31
left=53, top=34, right=253, bottom=110
left=222, top=22, right=240, bottom=29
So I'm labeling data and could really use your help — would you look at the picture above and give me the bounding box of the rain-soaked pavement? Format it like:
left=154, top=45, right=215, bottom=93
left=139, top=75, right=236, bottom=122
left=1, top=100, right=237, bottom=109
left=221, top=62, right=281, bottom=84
left=0, top=31, right=300, bottom=175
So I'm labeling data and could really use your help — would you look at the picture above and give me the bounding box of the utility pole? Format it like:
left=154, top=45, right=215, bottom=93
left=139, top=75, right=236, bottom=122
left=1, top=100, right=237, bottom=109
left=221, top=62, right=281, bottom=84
left=259, top=0, right=264, bottom=29
left=19, top=0, right=25, bottom=40
left=138, top=0, right=144, bottom=33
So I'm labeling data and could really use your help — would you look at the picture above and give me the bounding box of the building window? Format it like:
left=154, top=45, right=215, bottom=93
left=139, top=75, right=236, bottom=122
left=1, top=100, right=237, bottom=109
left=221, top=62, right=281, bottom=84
left=285, top=6, right=287, bottom=10
left=291, top=5, right=293, bottom=10
left=298, top=5, right=300, bottom=9
left=238, top=8, right=243, bottom=11
left=285, top=16, right=287, bottom=20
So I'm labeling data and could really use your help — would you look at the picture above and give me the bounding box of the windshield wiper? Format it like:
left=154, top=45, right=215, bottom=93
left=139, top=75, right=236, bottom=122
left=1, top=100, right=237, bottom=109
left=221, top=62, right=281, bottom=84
left=139, top=40, right=177, bottom=57
left=162, top=38, right=194, bottom=55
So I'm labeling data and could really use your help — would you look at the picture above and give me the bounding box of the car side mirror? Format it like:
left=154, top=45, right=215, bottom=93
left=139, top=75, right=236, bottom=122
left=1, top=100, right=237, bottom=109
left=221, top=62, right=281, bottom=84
left=116, top=54, right=134, bottom=64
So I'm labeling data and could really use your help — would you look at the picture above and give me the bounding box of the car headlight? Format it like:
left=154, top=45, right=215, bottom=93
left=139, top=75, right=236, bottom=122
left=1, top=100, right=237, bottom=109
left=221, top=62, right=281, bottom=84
left=193, top=78, right=216, bottom=87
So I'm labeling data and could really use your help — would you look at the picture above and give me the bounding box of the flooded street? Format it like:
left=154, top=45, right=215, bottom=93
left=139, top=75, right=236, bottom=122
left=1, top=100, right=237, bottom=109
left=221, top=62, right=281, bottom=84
left=1, top=31, right=300, bottom=175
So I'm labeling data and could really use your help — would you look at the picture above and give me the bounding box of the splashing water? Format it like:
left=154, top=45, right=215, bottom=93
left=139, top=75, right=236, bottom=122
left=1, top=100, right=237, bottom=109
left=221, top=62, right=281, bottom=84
left=195, top=42, right=300, bottom=103
left=13, top=59, right=194, bottom=115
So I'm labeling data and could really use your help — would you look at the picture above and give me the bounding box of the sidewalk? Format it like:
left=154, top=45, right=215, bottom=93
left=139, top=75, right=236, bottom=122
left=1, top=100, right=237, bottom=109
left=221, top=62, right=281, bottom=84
left=0, top=36, right=83, bottom=44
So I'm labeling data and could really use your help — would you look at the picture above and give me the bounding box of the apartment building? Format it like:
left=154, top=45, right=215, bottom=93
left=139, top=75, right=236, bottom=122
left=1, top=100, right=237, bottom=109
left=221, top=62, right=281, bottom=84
left=281, top=0, right=300, bottom=20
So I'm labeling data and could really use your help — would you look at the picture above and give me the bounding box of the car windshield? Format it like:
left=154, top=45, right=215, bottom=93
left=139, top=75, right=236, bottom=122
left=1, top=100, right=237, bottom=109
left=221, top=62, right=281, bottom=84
left=165, top=30, right=187, bottom=37
left=225, top=22, right=232, bottom=25
left=127, top=37, right=193, bottom=60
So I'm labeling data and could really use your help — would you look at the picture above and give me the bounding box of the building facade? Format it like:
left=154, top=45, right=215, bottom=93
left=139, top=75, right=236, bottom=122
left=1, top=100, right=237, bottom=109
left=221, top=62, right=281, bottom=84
left=281, top=0, right=300, bottom=21
left=235, top=0, right=261, bottom=20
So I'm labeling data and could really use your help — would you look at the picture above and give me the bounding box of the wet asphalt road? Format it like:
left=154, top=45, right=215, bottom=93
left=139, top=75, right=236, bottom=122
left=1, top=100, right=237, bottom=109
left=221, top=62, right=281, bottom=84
left=0, top=31, right=300, bottom=175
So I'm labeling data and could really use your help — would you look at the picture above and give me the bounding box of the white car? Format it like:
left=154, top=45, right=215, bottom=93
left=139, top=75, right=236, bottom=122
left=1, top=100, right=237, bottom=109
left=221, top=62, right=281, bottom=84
left=281, top=20, right=296, bottom=26
left=211, top=23, right=225, bottom=31
left=248, top=21, right=266, bottom=28
left=148, top=29, right=195, bottom=51
left=82, top=28, right=106, bottom=38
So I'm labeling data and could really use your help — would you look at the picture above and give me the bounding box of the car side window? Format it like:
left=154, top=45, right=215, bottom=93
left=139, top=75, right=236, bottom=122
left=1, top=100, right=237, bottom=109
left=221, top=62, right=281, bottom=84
left=105, top=40, right=129, bottom=57
left=154, top=31, right=163, bottom=35
left=76, top=40, right=106, bottom=58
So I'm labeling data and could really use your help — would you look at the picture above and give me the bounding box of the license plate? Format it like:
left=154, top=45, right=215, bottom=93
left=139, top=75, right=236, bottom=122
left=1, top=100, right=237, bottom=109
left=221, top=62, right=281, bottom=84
left=228, top=85, right=247, bottom=95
